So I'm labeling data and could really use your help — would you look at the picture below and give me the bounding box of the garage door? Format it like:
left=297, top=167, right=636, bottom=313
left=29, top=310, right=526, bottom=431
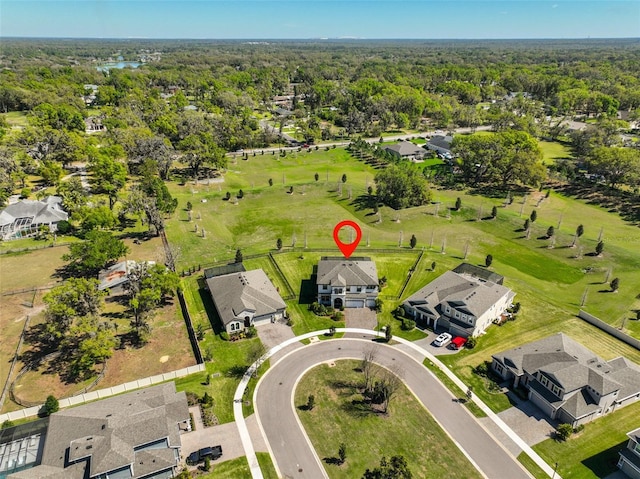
left=346, top=299, right=364, bottom=308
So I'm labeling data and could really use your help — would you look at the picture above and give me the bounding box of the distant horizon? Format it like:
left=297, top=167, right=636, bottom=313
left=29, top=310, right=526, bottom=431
left=2, top=1, right=638, bottom=40
left=1, top=36, right=638, bottom=41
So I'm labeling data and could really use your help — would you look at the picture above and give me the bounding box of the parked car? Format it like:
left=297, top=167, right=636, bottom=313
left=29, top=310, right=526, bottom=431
left=433, top=332, right=452, bottom=347
left=187, top=445, right=223, bottom=465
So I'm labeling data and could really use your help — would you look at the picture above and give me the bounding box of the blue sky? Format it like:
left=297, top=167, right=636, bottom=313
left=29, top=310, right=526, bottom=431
left=1, top=1, right=638, bottom=39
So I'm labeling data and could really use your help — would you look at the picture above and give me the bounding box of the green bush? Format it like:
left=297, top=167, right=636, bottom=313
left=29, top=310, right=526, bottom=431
left=466, top=337, right=477, bottom=349
left=220, top=331, right=230, bottom=341
left=186, top=391, right=199, bottom=406
left=245, top=326, right=257, bottom=338
left=401, top=318, right=416, bottom=331
left=556, top=423, right=573, bottom=441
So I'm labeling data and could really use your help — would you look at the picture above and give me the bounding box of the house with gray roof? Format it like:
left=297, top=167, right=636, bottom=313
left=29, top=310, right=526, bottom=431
left=0, top=196, right=68, bottom=241
left=492, top=333, right=640, bottom=428
left=426, top=135, right=453, bottom=156
left=316, top=256, right=378, bottom=309
left=206, top=269, right=286, bottom=335
left=402, top=264, right=514, bottom=338
left=97, top=260, right=156, bottom=294
left=619, top=427, right=640, bottom=479
left=8, top=382, right=189, bottom=479
left=382, top=141, right=425, bottom=161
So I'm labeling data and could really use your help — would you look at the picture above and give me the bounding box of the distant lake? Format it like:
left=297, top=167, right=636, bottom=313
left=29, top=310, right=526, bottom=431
left=97, top=61, right=142, bottom=71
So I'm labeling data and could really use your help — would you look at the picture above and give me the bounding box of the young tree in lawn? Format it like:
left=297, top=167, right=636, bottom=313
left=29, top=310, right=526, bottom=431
left=409, top=234, right=417, bottom=249
left=314, top=172, right=319, bottom=181
left=237, top=189, right=244, bottom=199
left=338, top=443, right=347, bottom=464
left=491, top=205, right=498, bottom=219
left=610, top=277, right=620, bottom=292
left=530, top=209, right=538, bottom=223
left=485, top=254, right=493, bottom=267
left=455, top=197, right=462, bottom=211
left=268, top=178, right=273, bottom=186
left=63, top=230, right=129, bottom=277
left=576, top=224, right=584, bottom=238
left=547, top=226, right=555, bottom=238
left=361, top=347, right=378, bottom=393
left=377, top=366, right=403, bottom=413
left=342, top=173, right=347, bottom=183
left=596, top=241, right=605, bottom=256
left=431, top=261, right=436, bottom=271
left=523, top=218, right=530, bottom=231
left=307, top=394, right=315, bottom=411
left=235, top=249, right=243, bottom=264
left=246, top=341, right=267, bottom=377
left=276, top=238, right=283, bottom=250
left=385, top=323, right=392, bottom=343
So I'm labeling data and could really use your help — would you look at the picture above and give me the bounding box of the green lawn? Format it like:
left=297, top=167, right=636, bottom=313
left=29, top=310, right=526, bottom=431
left=532, top=400, right=640, bottom=479
left=538, top=140, right=573, bottom=165
left=295, top=360, right=483, bottom=479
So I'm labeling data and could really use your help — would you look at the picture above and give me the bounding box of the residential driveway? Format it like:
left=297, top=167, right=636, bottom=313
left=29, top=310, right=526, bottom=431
left=497, top=398, right=557, bottom=446
left=258, top=322, right=297, bottom=362
left=180, top=406, right=246, bottom=467
left=409, top=330, right=464, bottom=357
left=344, top=307, right=377, bottom=329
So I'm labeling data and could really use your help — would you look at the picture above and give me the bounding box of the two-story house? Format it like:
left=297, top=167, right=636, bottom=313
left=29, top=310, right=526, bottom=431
left=206, top=268, right=287, bottom=335
left=402, top=263, right=514, bottom=338
left=492, top=333, right=640, bottom=427
left=316, top=257, right=378, bottom=309
left=619, top=428, right=640, bottom=478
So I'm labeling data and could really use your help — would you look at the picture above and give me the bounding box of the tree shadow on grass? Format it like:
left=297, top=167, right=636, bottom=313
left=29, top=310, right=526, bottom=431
left=581, top=440, right=626, bottom=478
left=225, top=365, right=248, bottom=379
left=323, top=457, right=343, bottom=465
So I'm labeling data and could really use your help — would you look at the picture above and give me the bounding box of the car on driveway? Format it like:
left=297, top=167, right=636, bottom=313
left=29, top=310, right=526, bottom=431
left=433, top=332, right=452, bottom=347
left=186, top=445, right=223, bottom=465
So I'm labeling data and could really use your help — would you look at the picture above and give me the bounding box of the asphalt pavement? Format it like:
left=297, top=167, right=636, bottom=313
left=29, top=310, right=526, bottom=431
left=254, top=337, right=532, bottom=479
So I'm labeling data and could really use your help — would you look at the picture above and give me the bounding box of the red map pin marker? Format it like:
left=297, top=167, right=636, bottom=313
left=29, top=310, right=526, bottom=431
left=333, top=220, right=362, bottom=258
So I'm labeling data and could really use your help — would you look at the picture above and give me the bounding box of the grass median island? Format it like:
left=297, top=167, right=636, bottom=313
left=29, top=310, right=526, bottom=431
left=294, top=360, right=483, bottom=479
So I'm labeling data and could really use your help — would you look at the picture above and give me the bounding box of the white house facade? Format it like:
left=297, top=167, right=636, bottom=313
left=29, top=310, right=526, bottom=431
left=316, top=257, right=378, bottom=309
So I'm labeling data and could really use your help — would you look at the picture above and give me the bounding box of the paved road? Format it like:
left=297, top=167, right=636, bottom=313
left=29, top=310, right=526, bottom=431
left=254, top=337, right=531, bottom=479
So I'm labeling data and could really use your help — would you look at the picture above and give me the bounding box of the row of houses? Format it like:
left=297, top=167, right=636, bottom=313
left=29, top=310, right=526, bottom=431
left=382, top=135, right=453, bottom=161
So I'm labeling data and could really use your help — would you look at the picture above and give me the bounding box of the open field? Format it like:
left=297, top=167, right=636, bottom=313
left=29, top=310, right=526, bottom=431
left=197, top=453, right=277, bottom=479
left=294, top=360, right=483, bottom=479
left=165, top=147, right=640, bottom=336
left=539, top=140, right=573, bottom=164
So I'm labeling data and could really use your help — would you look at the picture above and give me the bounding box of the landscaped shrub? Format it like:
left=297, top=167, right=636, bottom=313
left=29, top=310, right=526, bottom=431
left=331, top=311, right=344, bottom=321
left=466, top=337, right=477, bottom=349
left=220, top=331, right=230, bottom=341
left=556, top=423, right=573, bottom=441
left=189, top=413, right=195, bottom=431
left=473, top=361, right=489, bottom=377
left=309, top=302, right=333, bottom=316
left=245, top=326, right=257, bottom=338
left=201, top=406, right=218, bottom=427
left=201, top=392, right=214, bottom=407
left=393, top=307, right=405, bottom=319
left=401, top=318, right=415, bottom=331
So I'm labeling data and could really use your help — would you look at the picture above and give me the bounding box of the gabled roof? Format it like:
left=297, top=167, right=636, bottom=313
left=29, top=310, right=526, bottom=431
left=11, top=383, right=188, bottom=479
left=493, top=333, right=640, bottom=400
left=97, top=261, right=156, bottom=291
left=403, top=269, right=512, bottom=319
left=0, top=196, right=68, bottom=228
left=316, top=257, right=378, bottom=287
left=206, top=269, right=286, bottom=326
left=383, top=141, right=424, bottom=157
left=427, top=135, right=453, bottom=151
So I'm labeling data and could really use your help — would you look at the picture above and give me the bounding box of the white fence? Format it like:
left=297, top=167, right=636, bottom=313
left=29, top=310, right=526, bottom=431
left=0, top=363, right=205, bottom=423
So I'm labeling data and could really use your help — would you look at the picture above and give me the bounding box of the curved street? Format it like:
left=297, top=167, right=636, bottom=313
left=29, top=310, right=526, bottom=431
left=253, top=336, right=532, bottom=479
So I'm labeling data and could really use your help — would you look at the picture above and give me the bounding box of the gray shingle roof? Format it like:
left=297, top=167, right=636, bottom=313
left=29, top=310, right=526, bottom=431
left=494, top=333, right=640, bottom=402
left=206, top=269, right=286, bottom=327
left=427, top=135, right=453, bottom=152
left=316, top=257, right=378, bottom=288
left=404, top=270, right=512, bottom=319
left=383, top=141, right=424, bottom=157
left=0, top=196, right=68, bottom=230
left=10, top=383, right=188, bottom=479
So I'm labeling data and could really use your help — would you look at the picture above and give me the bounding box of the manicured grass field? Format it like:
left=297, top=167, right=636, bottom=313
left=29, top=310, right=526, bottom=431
left=294, top=360, right=483, bottom=479
left=198, top=453, right=278, bottom=479
left=532, top=400, right=640, bottom=479
left=538, top=140, right=573, bottom=164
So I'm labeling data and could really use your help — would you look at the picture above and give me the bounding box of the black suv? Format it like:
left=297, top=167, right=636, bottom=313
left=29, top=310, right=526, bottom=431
left=186, top=445, right=223, bottom=465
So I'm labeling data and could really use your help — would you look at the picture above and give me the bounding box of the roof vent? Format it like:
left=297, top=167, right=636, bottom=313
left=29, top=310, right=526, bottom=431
left=86, top=445, right=92, bottom=450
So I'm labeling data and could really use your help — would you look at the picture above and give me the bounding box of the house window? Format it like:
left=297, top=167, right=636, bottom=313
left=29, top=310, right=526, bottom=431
left=455, top=312, right=460, bottom=318
left=634, top=441, right=640, bottom=455
left=445, top=307, right=451, bottom=314
left=551, top=385, right=561, bottom=396
left=357, top=287, right=362, bottom=293
left=540, top=376, right=548, bottom=387
left=230, top=322, right=240, bottom=332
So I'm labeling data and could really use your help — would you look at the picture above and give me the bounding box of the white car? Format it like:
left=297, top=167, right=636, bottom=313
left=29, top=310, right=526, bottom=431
left=433, top=333, right=452, bottom=347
